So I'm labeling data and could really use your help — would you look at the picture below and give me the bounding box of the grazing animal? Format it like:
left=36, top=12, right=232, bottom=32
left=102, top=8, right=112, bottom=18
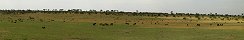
left=42, top=27, right=46, bottom=29
left=99, top=23, right=105, bottom=26
left=133, top=23, right=136, bottom=25
left=93, top=23, right=96, bottom=26
left=217, top=24, right=223, bottom=26
left=110, top=23, right=113, bottom=25
left=104, top=23, right=109, bottom=26
left=217, top=24, right=220, bottom=26
left=197, top=24, right=200, bottom=26
left=237, top=22, right=240, bottom=23
left=51, top=20, right=55, bottom=21
left=165, top=24, right=168, bottom=25
left=125, top=23, right=129, bottom=25
left=29, top=17, right=35, bottom=19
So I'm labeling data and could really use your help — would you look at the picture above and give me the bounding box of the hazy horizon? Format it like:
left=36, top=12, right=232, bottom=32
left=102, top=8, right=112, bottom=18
left=1, top=0, right=244, bottom=15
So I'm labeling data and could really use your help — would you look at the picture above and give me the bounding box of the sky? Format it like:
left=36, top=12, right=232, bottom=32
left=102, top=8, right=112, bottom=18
left=0, top=0, right=244, bottom=15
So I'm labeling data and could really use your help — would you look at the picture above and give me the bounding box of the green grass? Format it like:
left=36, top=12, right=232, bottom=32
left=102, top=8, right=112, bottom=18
left=0, top=22, right=244, bottom=40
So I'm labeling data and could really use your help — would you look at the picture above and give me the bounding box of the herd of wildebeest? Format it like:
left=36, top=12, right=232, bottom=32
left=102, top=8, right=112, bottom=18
left=92, top=22, right=227, bottom=27
left=0, top=9, right=244, bottom=29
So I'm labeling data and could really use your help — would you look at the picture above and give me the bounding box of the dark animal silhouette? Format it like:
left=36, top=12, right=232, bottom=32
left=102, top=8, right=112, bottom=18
left=99, top=23, right=105, bottom=26
left=51, top=20, right=55, bottom=21
left=93, top=23, right=96, bottom=25
left=104, top=23, right=109, bottom=26
left=197, top=24, right=200, bottom=26
left=42, top=27, right=46, bottom=29
left=125, top=23, right=129, bottom=25
left=217, top=24, right=223, bottom=26
left=110, top=23, right=113, bottom=25
left=133, top=23, right=136, bottom=25
left=165, top=24, right=168, bottom=25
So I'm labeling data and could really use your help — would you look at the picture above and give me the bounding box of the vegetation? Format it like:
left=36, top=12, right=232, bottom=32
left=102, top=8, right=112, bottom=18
left=0, top=9, right=244, bottom=40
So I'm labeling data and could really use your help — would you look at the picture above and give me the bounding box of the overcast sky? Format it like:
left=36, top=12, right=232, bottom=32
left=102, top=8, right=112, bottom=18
left=0, top=0, right=244, bottom=15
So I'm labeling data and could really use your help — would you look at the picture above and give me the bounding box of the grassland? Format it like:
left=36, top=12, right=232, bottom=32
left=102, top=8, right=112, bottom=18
left=0, top=11, right=244, bottom=40
left=1, top=22, right=244, bottom=40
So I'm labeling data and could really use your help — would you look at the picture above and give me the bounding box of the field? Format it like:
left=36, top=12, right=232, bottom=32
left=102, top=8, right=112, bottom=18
left=0, top=11, right=244, bottom=40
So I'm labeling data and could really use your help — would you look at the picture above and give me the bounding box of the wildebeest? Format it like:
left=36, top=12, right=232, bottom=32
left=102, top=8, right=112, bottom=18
left=217, top=24, right=223, bottom=26
left=237, top=22, right=240, bottom=23
left=93, top=23, right=97, bottom=25
left=125, top=23, right=129, bottom=25
left=99, top=23, right=109, bottom=26
left=165, top=24, right=168, bottom=25
left=99, top=23, right=105, bottom=26
left=197, top=24, right=200, bottom=26
left=133, top=23, right=136, bottom=25
left=13, top=21, right=17, bottom=23
left=104, top=23, right=109, bottom=26
left=110, top=23, right=113, bottom=25
left=51, top=20, right=55, bottom=21
left=29, top=17, right=35, bottom=19
left=42, top=27, right=46, bottom=29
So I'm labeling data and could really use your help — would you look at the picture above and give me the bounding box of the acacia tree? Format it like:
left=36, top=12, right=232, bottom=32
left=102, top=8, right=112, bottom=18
left=242, top=13, right=244, bottom=16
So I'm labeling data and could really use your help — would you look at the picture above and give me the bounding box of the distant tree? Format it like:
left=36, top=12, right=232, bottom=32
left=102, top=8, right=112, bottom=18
left=52, top=9, right=58, bottom=11
left=59, top=9, right=64, bottom=11
left=47, top=9, right=50, bottom=11
left=170, top=11, right=173, bottom=14
left=106, top=10, right=110, bottom=12
left=43, top=9, right=47, bottom=11
left=136, top=10, right=139, bottom=13
left=215, top=13, right=218, bottom=15
left=100, top=10, right=103, bottom=12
